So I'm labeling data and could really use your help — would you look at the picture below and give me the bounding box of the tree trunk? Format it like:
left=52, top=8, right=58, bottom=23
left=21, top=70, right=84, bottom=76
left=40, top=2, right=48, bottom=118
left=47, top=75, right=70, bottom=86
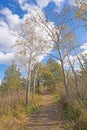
left=32, top=70, right=37, bottom=102
left=54, top=30, right=70, bottom=104
left=58, top=45, right=70, bottom=104
left=26, top=55, right=32, bottom=105
left=74, top=72, right=80, bottom=98
left=67, top=53, right=80, bottom=98
left=61, top=59, right=70, bottom=103
left=26, top=70, right=31, bottom=105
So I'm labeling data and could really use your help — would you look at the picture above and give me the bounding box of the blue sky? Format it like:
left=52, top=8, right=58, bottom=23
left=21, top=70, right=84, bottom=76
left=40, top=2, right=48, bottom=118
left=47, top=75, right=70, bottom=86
left=0, top=0, right=87, bottom=83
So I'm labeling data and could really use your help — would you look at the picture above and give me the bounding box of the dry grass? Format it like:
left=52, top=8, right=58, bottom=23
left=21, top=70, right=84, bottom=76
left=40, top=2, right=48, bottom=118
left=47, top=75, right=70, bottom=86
left=0, top=89, right=43, bottom=130
left=55, top=84, right=87, bottom=130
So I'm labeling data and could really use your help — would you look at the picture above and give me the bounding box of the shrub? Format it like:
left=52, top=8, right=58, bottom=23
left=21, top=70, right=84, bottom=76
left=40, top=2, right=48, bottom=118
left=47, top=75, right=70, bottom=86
left=63, top=99, right=87, bottom=129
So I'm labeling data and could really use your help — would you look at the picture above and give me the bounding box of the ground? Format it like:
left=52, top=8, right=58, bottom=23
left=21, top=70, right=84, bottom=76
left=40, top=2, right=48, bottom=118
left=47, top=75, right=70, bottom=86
left=25, top=91, right=64, bottom=130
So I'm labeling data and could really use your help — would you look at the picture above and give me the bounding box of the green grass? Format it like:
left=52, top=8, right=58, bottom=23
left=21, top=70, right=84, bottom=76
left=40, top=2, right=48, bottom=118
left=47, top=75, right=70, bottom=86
left=25, top=103, right=42, bottom=115
left=20, top=126, right=27, bottom=130
left=62, top=99, right=87, bottom=129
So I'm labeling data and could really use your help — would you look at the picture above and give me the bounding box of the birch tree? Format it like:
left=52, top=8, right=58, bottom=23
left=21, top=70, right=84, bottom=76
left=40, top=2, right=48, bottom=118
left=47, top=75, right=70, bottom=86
left=67, top=53, right=80, bottom=98
left=14, top=17, right=51, bottom=105
left=29, top=8, right=76, bottom=104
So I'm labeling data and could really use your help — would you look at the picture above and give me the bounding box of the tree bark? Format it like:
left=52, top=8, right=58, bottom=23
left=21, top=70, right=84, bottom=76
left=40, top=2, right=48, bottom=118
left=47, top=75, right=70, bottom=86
left=58, top=46, right=70, bottom=104
left=26, top=54, right=32, bottom=105
left=54, top=31, right=71, bottom=105
left=32, top=70, right=37, bottom=102
left=67, top=53, right=80, bottom=98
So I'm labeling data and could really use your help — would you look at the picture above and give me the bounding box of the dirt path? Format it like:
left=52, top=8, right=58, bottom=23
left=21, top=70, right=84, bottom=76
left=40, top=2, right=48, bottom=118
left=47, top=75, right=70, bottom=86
left=25, top=91, right=64, bottom=130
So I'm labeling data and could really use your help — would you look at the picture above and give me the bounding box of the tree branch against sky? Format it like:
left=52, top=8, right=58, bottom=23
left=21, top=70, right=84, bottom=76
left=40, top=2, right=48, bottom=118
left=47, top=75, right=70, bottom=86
left=0, top=0, right=87, bottom=82
left=0, top=1, right=87, bottom=129
left=14, top=14, right=53, bottom=104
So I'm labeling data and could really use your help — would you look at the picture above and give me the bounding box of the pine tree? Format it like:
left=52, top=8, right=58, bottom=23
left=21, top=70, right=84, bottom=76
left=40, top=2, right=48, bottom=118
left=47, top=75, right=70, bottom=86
left=2, top=63, right=22, bottom=91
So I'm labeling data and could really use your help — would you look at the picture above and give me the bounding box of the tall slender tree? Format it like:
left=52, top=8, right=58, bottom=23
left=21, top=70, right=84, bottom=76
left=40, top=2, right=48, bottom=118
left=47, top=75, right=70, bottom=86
left=14, top=17, right=50, bottom=105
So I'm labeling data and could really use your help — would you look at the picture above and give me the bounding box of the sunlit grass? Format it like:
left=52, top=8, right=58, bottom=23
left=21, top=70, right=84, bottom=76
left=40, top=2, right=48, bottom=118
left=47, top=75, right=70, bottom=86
left=0, top=89, right=43, bottom=130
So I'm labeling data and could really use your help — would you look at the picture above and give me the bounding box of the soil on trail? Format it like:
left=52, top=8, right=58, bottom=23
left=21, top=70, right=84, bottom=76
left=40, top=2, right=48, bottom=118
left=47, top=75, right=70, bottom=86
left=26, top=91, right=64, bottom=130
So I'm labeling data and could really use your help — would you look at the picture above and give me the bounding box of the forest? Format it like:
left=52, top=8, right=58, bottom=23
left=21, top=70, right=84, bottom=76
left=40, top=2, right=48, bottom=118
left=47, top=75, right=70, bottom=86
left=0, top=0, right=87, bottom=130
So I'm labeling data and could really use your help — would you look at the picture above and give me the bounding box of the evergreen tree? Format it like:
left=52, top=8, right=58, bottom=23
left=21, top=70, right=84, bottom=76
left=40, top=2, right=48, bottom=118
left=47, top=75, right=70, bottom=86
left=41, top=58, right=63, bottom=90
left=2, top=63, right=22, bottom=91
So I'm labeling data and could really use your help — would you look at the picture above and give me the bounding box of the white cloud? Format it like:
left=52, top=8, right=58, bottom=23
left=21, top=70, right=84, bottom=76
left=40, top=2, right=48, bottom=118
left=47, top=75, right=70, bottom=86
left=18, top=0, right=27, bottom=5
left=36, top=0, right=64, bottom=9
left=22, top=3, right=37, bottom=12
left=64, top=55, right=82, bottom=71
left=79, top=43, right=87, bottom=56
left=64, top=43, right=87, bottom=71
left=0, top=7, right=21, bottom=28
left=17, top=0, right=87, bottom=13
left=0, top=7, right=22, bottom=64
left=17, top=0, right=64, bottom=11
left=0, top=24, right=15, bottom=52
left=17, top=0, right=36, bottom=12
left=17, top=0, right=84, bottom=14
left=0, top=20, right=9, bottom=28
left=0, top=7, right=41, bottom=65
left=0, top=52, right=14, bottom=64
left=36, top=0, right=51, bottom=9
left=0, top=1, right=86, bottom=68
left=53, top=0, right=64, bottom=5
left=68, top=0, right=75, bottom=6
left=80, top=43, right=87, bottom=50
left=0, top=80, right=2, bottom=86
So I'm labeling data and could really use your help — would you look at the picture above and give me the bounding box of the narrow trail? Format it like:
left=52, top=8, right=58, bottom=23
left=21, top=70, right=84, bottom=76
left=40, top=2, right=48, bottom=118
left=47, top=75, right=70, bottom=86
left=26, top=91, right=64, bottom=130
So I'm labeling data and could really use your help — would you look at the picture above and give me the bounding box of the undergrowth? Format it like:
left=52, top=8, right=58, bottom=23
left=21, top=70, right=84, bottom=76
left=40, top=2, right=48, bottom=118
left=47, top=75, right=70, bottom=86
left=54, top=88, right=87, bottom=130
left=62, top=98, right=87, bottom=129
left=0, top=91, right=43, bottom=130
